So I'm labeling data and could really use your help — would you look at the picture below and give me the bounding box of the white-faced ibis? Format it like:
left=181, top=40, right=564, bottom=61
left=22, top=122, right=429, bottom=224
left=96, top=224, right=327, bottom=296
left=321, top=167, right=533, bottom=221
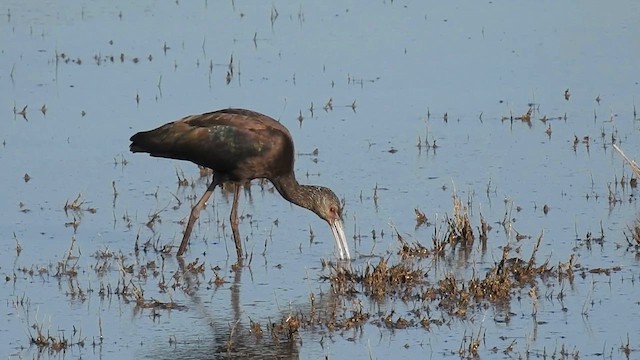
left=130, top=108, right=351, bottom=261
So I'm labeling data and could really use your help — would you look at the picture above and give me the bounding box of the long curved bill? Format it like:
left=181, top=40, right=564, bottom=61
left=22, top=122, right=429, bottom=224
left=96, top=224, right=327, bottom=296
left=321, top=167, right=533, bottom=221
left=329, top=218, right=351, bottom=260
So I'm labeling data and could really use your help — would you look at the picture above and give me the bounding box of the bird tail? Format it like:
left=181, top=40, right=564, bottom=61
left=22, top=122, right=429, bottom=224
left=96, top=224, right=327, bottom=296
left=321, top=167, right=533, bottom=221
left=129, top=131, right=154, bottom=153
left=129, top=126, right=192, bottom=162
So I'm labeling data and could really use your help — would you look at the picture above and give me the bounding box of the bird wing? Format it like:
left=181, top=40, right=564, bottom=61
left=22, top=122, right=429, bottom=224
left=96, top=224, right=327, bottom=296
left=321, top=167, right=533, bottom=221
left=131, top=109, right=288, bottom=180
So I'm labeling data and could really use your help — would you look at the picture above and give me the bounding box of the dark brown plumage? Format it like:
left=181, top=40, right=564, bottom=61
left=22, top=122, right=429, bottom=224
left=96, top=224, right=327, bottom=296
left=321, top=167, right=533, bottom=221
left=130, top=108, right=351, bottom=261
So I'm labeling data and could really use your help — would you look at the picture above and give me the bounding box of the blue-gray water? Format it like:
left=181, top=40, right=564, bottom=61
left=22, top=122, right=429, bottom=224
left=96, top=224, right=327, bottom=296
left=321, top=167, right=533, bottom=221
left=2, top=1, right=640, bottom=359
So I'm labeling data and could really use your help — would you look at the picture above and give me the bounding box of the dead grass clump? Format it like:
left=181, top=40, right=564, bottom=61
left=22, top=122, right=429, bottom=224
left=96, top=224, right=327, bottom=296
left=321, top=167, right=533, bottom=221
left=63, top=193, right=97, bottom=215
left=119, top=277, right=185, bottom=311
left=270, top=314, right=301, bottom=343
left=343, top=307, right=370, bottom=330
left=416, top=232, right=557, bottom=319
left=414, top=208, right=429, bottom=228
left=398, top=240, right=431, bottom=258
left=471, top=233, right=552, bottom=303
left=436, top=274, right=472, bottom=317
left=54, top=237, right=80, bottom=279
left=27, top=314, right=85, bottom=353
left=380, top=312, right=412, bottom=329
left=249, top=318, right=263, bottom=339
left=468, top=263, right=514, bottom=304
left=323, top=264, right=359, bottom=297
left=362, top=258, right=425, bottom=301
left=31, top=331, right=72, bottom=352
left=184, top=258, right=206, bottom=273
left=446, top=194, right=474, bottom=247
left=395, top=226, right=431, bottom=258
left=323, top=258, right=426, bottom=303
left=479, top=214, right=490, bottom=244
left=397, top=194, right=480, bottom=261
left=135, top=298, right=183, bottom=310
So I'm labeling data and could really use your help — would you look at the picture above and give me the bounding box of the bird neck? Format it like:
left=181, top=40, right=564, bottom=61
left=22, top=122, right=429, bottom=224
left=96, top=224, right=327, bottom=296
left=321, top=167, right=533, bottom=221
left=271, top=173, right=315, bottom=212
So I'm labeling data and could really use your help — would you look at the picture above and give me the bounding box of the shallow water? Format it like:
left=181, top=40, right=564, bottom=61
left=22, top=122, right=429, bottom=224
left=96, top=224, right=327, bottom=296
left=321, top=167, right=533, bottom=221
left=2, top=1, right=640, bottom=359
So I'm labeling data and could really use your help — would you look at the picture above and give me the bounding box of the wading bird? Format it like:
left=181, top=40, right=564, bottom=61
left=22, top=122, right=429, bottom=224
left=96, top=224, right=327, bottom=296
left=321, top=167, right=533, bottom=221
left=130, top=108, right=351, bottom=261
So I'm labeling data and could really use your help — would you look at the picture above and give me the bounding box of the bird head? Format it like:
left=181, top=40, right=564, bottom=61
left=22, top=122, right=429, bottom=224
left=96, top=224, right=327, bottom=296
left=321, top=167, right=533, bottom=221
left=310, top=186, right=351, bottom=260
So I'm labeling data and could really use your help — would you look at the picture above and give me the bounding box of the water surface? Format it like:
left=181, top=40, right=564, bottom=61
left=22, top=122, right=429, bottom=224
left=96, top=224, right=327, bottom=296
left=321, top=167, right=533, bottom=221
left=2, top=1, right=640, bottom=359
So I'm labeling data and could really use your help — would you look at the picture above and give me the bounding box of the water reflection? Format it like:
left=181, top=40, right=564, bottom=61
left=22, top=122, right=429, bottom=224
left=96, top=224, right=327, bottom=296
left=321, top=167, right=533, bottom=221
left=140, top=257, right=300, bottom=360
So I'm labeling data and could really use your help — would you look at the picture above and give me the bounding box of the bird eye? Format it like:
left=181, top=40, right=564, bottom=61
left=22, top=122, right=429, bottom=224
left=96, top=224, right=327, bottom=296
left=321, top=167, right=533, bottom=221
left=329, top=206, right=341, bottom=218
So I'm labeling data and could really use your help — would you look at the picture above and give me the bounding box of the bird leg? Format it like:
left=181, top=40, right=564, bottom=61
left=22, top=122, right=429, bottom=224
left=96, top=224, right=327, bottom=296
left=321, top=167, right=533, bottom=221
left=229, top=183, right=243, bottom=260
left=177, top=178, right=219, bottom=256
